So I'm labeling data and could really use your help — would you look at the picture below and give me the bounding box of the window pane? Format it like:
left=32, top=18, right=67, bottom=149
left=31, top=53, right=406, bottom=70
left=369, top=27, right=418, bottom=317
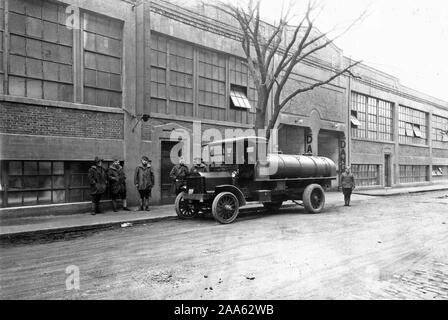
left=70, top=174, right=84, bottom=187
left=24, top=161, right=38, bottom=175
left=39, top=161, right=51, bottom=175
left=38, top=176, right=52, bottom=189
left=69, top=189, right=83, bottom=202
left=52, top=190, right=65, bottom=203
left=53, top=162, right=64, bottom=174
left=23, top=176, right=38, bottom=188
left=52, top=176, right=65, bottom=188
left=38, top=190, right=52, bottom=204
left=23, top=191, right=38, bottom=205
left=8, top=161, right=22, bottom=175
left=8, top=192, right=22, bottom=206
left=8, top=177, right=22, bottom=190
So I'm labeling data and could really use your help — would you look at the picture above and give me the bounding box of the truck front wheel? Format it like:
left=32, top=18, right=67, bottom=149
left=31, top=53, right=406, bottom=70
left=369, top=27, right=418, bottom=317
left=175, top=192, right=197, bottom=219
left=302, top=184, right=325, bottom=213
left=212, top=192, right=240, bottom=224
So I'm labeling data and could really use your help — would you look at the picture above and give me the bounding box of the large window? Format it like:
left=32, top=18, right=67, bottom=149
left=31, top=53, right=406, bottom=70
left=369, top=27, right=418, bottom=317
left=148, top=34, right=254, bottom=124
left=399, top=165, right=428, bottom=183
left=83, top=12, right=123, bottom=107
left=350, top=92, right=393, bottom=141
left=4, top=160, right=66, bottom=207
left=351, top=164, right=380, bottom=187
left=0, top=160, right=112, bottom=208
left=8, top=0, right=73, bottom=101
left=150, top=33, right=167, bottom=114
left=169, top=40, right=194, bottom=116
left=0, top=0, right=5, bottom=94
left=398, top=105, right=427, bottom=145
left=198, top=48, right=226, bottom=121
left=3, top=0, right=123, bottom=107
left=431, top=114, right=448, bottom=149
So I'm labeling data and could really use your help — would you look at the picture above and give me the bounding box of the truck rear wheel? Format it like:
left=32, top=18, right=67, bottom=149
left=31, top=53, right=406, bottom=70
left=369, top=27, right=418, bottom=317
left=212, top=192, right=239, bottom=224
left=175, top=192, right=197, bottom=219
left=263, top=201, right=283, bottom=211
left=302, top=184, right=325, bottom=213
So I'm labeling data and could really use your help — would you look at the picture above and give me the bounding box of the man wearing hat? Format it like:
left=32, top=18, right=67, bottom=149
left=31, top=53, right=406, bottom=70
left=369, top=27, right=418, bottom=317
left=341, top=165, right=356, bottom=206
left=107, top=159, right=130, bottom=212
left=190, top=157, right=209, bottom=174
left=134, top=156, right=154, bottom=211
left=88, top=157, right=108, bottom=214
left=169, top=157, right=190, bottom=195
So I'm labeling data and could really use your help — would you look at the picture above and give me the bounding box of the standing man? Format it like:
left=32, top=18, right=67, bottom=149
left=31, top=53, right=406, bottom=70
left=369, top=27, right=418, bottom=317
left=341, top=166, right=356, bottom=206
left=107, top=159, right=130, bottom=212
left=190, top=157, right=209, bottom=174
left=134, top=156, right=154, bottom=211
left=88, top=156, right=107, bottom=215
left=169, top=157, right=190, bottom=195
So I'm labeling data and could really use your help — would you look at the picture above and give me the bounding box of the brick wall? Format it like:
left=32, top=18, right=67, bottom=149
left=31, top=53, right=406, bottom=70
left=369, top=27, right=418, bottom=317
left=0, top=102, right=124, bottom=139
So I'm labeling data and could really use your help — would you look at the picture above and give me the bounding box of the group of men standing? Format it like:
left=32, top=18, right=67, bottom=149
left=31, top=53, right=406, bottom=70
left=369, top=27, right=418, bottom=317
left=87, top=156, right=154, bottom=215
left=87, top=156, right=208, bottom=215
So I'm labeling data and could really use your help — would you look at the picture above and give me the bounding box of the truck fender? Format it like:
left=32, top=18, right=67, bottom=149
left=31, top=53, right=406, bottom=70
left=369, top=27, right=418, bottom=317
left=214, top=185, right=246, bottom=207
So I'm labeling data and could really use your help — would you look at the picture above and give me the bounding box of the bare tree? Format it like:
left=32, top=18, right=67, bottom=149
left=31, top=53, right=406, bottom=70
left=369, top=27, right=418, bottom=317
left=207, top=0, right=364, bottom=141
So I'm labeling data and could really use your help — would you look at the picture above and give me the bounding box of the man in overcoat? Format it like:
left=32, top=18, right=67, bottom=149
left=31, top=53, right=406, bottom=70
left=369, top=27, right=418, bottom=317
left=134, top=156, right=154, bottom=211
left=107, top=159, right=130, bottom=212
left=169, top=157, right=190, bottom=195
left=341, top=166, right=356, bottom=206
left=88, top=156, right=107, bottom=215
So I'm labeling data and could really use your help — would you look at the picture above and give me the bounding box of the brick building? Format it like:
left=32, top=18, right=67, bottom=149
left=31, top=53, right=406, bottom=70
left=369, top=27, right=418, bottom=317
left=1, top=0, right=447, bottom=214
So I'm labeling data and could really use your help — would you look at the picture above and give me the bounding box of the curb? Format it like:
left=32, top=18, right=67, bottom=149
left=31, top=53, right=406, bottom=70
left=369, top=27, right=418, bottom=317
left=354, top=187, right=448, bottom=197
left=0, top=215, right=178, bottom=242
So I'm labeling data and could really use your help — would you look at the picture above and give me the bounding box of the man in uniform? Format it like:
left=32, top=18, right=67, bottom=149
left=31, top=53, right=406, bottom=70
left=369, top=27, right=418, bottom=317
left=107, top=159, right=130, bottom=212
left=88, top=156, right=107, bottom=215
left=341, top=166, right=356, bottom=206
left=134, top=156, right=154, bottom=211
left=190, top=157, right=209, bottom=174
left=169, top=157, right=190, bottom=195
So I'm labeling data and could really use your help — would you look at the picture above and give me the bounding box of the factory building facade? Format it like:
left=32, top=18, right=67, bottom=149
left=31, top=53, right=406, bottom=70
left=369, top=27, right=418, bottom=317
left=0, top=0, right=447, bottom=213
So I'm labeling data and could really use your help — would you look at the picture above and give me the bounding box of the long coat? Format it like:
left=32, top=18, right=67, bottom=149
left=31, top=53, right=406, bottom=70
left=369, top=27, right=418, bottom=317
left=169, top=164, right=190, bottom=194
left=341, top=172, right=355, bottom=189
left=88, top=165, right=107, bottom=195
left=107, top=164, right=126, bottom=194
left=134, top=165, right=154, bottom=191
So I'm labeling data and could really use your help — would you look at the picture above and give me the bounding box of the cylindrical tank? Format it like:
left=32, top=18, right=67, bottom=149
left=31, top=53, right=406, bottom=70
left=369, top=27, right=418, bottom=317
left=255, top=154, right=336, bottom=179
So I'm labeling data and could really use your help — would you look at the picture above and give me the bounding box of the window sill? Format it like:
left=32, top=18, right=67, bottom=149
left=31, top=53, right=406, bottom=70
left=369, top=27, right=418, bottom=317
left=0, top=94, right=124, bottom=114
left=351, top=137, right=395, bottom=144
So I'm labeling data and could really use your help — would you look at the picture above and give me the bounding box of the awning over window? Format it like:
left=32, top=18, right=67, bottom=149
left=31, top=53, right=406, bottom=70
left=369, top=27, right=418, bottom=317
left=405, top=123, right=414, bottom=137
left=350, top=115, right=361, bottom=127
left=413, top=125, right=422, bottom=138
left=441, top=130, right=448, bottom=142
left=230, top=90, right=251, bottom=109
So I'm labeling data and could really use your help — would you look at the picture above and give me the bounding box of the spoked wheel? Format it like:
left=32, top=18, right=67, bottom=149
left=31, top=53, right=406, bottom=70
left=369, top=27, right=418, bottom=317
left=212, top=192, right=239, bottom=224
left=302, top=184, right=325, bottom=213
left=262, top=201, right=283, bottom=212
left=175, top=192, right=197, bottom=219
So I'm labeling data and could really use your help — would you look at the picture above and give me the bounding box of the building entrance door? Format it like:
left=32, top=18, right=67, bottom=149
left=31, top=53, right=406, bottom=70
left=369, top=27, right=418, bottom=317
left=384, top=154, right=391, bottom=187
left=161, top=141, right=179, bottom=204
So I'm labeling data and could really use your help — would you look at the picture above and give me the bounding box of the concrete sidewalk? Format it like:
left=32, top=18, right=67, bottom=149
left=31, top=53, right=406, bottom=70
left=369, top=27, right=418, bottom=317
left=353, top=183, right=448, bottom=196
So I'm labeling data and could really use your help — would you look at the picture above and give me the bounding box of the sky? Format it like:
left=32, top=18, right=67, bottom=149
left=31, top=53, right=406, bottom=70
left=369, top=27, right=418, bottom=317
left=223, top=0, right=448, bottom=102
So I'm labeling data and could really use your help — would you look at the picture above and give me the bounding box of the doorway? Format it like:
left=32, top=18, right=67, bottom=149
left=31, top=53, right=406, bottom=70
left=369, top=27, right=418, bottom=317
left=384, top=154, right=391, bottom=187
left=161, top=140, right=180, bottom=204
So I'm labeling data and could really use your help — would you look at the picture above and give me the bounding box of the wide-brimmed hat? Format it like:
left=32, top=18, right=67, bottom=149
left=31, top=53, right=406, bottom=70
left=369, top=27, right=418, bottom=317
left=142, top=156, right=149, bottom=161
